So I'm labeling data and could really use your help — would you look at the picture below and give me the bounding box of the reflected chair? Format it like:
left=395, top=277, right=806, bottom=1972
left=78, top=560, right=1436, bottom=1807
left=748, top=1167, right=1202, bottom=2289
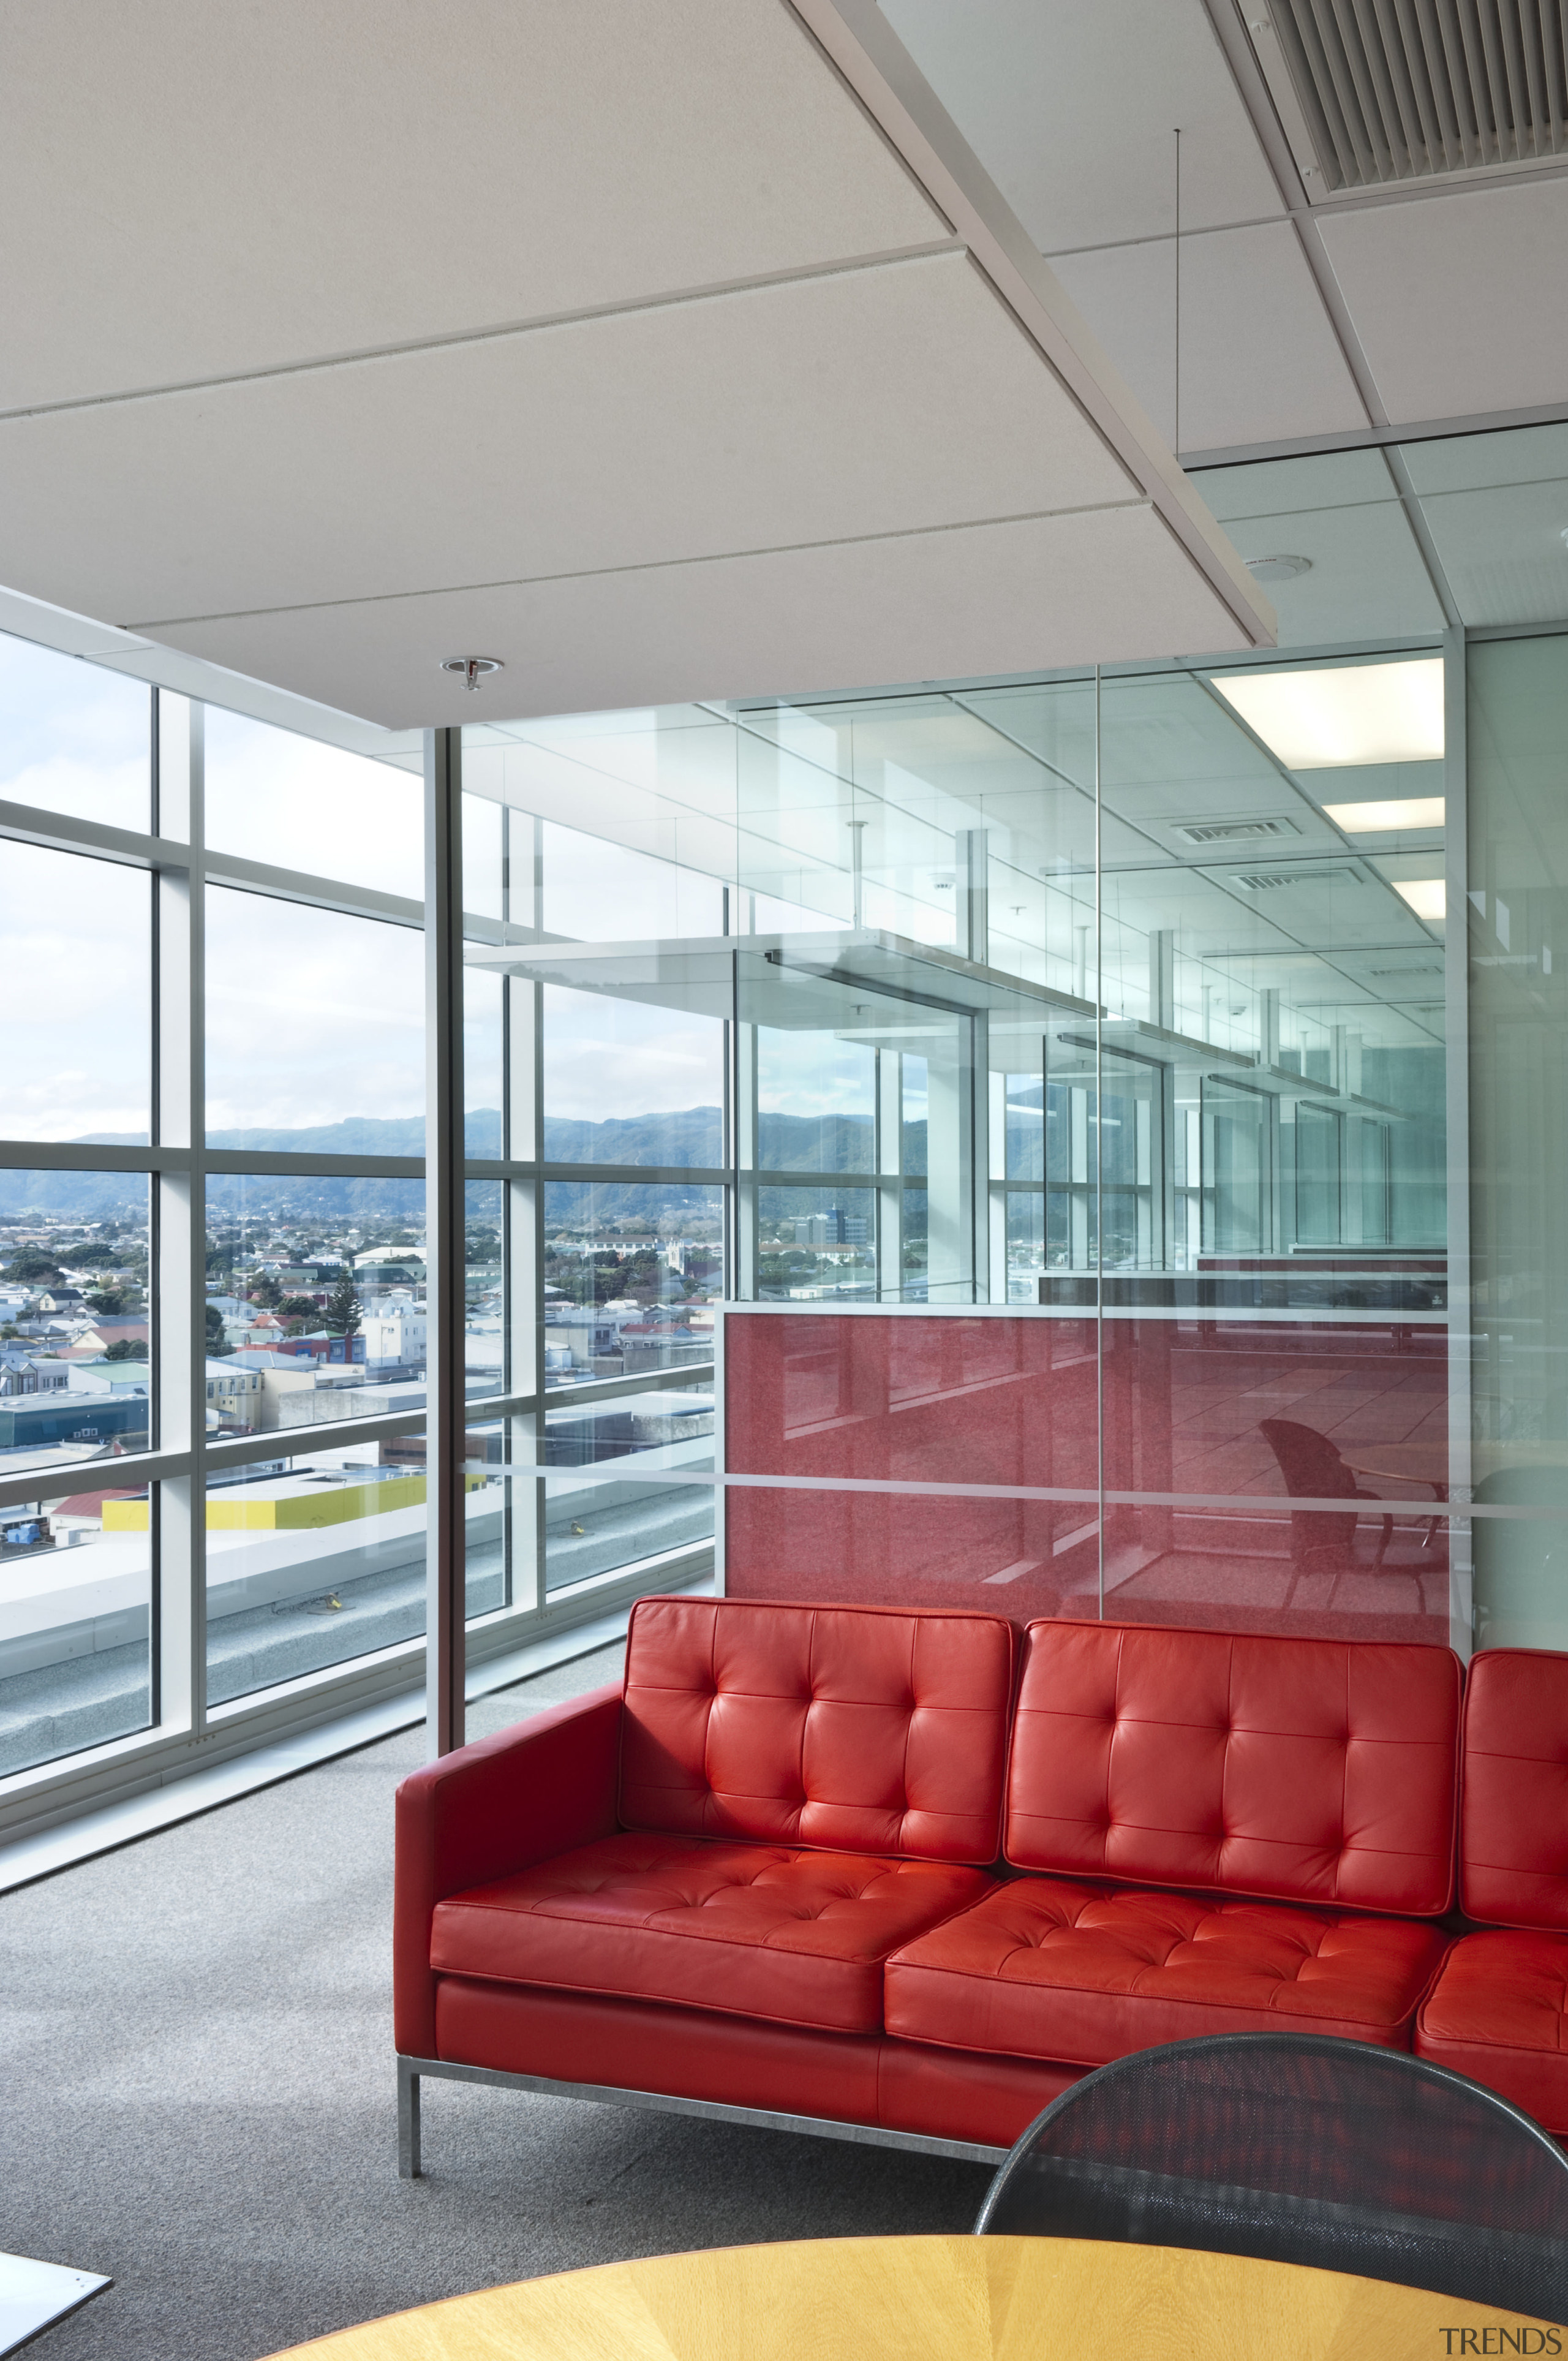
left=974, top=2031, right=1568, bottom=2324
left=1259, top=1416, right=1392, bottom=1580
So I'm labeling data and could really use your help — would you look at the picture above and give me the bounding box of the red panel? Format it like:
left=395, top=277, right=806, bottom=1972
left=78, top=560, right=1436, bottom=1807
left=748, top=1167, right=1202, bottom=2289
left=619, top=1595, right=1014, bottom=1864
left=886, top=1875, right=1446, bottom=2065
left=722, top=1312, right=1452, bottom=1646
left=393, top=1685, right=622, bottom=2058
left=876, top=2040, right=1080, bottom=2150
left=431, top=1829, right=992, bottom=2034
left=1416, top=1929, right=1568, bottom=2134
left=1460, top=1649, right=1568, bottom=1929
left=1006, top=1619, right=1460, bottom=1914
left=434, top=1978, right=884, bottom=2126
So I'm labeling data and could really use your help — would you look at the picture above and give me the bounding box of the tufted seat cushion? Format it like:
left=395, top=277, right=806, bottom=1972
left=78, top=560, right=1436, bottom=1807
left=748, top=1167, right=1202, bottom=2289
left=884, top=1875, right=1447, bottom=2064
left=1415, top=1930, right=1568, bottom=2134
left=431, top=1830, right=993, bottom=2034
left=619, top=1595, right=1014, bottom=1864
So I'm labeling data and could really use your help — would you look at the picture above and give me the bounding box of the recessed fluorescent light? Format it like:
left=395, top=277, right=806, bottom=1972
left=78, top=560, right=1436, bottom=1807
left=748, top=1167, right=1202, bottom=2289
left=1212, top=659, right=1444, bottom=769
left=1322, top=797, right=1446, bottom=832
left=1393, top=878, right=1446, bottom=921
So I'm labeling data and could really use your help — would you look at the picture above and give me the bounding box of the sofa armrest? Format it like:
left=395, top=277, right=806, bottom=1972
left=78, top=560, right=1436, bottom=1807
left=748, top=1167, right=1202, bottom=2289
left=394, top=1682, right=622, bottom=2058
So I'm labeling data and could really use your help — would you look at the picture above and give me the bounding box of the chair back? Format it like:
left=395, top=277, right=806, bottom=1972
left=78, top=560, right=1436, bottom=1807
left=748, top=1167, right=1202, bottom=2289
left=1260, top=1418, right=1359, bottom=1499
left=975, top=2033, right=1568, bottom=2323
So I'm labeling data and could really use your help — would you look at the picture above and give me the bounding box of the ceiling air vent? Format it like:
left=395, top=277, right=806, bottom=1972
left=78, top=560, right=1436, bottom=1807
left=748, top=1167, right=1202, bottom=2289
left=1265, top=0, right=1568, bottom=189
left=1174, top=815, right=1302, bottom=845
left=1230, top=864, right=1367, bottom=890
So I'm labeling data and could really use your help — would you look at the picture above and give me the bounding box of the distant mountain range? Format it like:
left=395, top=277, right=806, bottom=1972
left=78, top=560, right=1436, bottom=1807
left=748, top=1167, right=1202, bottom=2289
left=0, top=1108, right=914, bottom=1226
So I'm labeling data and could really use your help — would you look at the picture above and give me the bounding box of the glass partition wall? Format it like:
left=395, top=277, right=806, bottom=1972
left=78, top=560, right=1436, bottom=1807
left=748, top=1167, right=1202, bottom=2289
left=2, top=612, right=1559, bottom=1842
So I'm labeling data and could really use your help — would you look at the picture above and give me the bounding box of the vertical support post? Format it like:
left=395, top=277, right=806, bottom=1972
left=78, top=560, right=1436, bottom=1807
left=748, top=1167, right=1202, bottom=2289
left=731, top=962, right=758, bottom=1303
left=1148, top=929, right=1175, bottom=1031
left=425, top=727, right=466, bottom=1756
left=1443, top=625, right=1473, bottom=1660
left=876, top=1048, right=903, bottom=1301
left=154, top=693, right=205, bottom=1738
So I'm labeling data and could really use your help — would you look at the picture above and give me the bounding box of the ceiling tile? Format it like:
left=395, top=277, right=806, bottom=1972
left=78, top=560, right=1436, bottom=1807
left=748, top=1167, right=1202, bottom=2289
left=1401, top=420, right=1568, bottom=494
left=151, top=507, right=1253, bottom=730
left=0, top=258, right=1140, bottom=630
left=1418, top=482, right=1568, bottom=626
left=1051, top=223, right=1368, bottom=453
left=1191, top=448, right=1398, bottom=521
left=880, top=0, right=1283, bottom=247
left=1318, top=179, right=1568, bottom=421
left=0, top=0, right=944, bottom=409
left=1202, top=500, right=1446, bottom=643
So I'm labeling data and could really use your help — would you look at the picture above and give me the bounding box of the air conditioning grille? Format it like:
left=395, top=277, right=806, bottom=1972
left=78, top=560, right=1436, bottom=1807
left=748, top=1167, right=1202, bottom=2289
left=1268, top=0, right=1568, bottom=190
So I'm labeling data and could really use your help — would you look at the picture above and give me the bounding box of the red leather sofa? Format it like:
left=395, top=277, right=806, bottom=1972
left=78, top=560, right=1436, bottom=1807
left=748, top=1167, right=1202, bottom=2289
left=1417, top=1647, right=1568, bottom=2129
left=394, top=1593, right=1506, bottom=2176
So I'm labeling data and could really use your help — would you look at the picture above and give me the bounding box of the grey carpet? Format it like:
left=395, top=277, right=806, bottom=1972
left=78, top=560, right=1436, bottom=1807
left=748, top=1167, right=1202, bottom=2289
left=0, top=1642, right=990, bottom=2360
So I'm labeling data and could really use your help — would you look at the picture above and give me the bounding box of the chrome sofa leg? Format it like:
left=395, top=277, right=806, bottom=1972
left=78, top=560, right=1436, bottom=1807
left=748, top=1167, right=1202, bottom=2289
left=398, top=2057, right=421, bottom=2179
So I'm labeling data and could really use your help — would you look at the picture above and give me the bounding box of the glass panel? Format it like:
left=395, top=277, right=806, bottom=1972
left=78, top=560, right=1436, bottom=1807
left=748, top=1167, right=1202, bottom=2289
left=205, top=888, right=423, bottom=1144
left=1469, top=631, right=1568, bottom=1649
left=541, top=1184, right=721, bottom=1386
left=0, top=1473, right=153, bottom=1776
left=756, top=1030, right=875, bottom=1173
left=204, top=1176, right=426, bottom=1424
left=541, top=819, right=723, bottom=943
left=544, top=1383, right=714, bottom=1595
left=1, top=844, right=151, bottom=1143
left=755, top=1188, right=875, bottom=1302
left=204, top=707, right=422, bottom=896
left=205, top=1441, right=427, bottom=1704
left=541, top=983, right=723, bottom=1166
left=464, top=967, right=504, bottom=1160
left=0, top=1176, right=151, bottom=1471
left=0, top=631, right=150, bottom=831
left=464, top=1180, right=504, bottom=1402
left=1090, top=657, right=1451, bottom=1642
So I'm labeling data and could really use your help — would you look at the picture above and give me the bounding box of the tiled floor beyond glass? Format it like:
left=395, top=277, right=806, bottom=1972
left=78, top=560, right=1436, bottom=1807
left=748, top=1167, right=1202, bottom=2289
left=0, top=1641, right=986, bottom=2361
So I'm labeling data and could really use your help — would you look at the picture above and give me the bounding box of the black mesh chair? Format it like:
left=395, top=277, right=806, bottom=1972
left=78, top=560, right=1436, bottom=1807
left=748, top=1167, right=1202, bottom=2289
left=1260, top=1416, right=1393, bottom=1581
left=975, top=2033, right=1568, bottom=2325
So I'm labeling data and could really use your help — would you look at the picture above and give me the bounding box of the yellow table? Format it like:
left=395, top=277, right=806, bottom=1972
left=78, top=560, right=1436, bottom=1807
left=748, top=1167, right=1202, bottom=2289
left=266, top=2233, right=1556, bottom=2359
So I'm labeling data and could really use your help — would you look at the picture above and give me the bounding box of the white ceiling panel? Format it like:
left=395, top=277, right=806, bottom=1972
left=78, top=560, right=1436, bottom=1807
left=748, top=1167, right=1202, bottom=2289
left=1419, top=483, right=1568, bottom=626
left=1050, top=223, right=1368, bottom=453
left=0, top=257, right=1138, bottom=630
left=154, top=507, right=1254, bottom=730
left=0, top=0, right=946, bottom=411
left=1194, top=499, right=1446, bottom=643
left=879, top=0, right=1283, bottom=247
left=1318, top=179, right=1568, bottom=422
left=1192, top=448, right=1397, bottom=522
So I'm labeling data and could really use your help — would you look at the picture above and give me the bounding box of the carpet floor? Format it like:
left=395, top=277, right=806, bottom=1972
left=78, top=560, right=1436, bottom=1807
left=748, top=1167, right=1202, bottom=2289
left=0, top=1643, right=990, bottom=2361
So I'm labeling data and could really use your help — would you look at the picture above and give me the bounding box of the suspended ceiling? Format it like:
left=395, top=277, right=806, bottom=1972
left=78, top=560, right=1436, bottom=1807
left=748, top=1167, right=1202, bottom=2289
left=0, top=0, right=1273, bottom=735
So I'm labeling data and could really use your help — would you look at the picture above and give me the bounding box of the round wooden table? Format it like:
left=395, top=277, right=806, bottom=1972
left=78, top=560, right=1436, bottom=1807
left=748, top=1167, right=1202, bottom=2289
left=265, top=2233, right=1555, bottom=2359
left=1341, top=1441, right=1449, bottom=1494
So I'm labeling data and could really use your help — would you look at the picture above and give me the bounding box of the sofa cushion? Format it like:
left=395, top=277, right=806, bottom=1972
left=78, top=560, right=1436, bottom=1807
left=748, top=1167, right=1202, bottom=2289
left=430, top=1830, right=992, bottom=2035
left=1416, top=1929, right=1568, bottom=2135
left=619, top=1595, right=1014, bottom=1863
left=1006, top=1619, right=1460, bottom=1915
left=1460, top=1649, right=1568, bottom=1929
left=884, top=1874, right=1447, bottom=2066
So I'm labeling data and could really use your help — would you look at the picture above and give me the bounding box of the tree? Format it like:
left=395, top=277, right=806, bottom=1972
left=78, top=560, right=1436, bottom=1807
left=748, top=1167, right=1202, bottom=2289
left=205, top=1304, right=225, bottom=1348
left=86, top=1285, right=134, bottom=1316
left=324, top=1272, right=362, bottom=1337
left=279, top=1293, right=318, bottom=1323
left=5, top=1247, right=64, bottom=1285
left=249, top=1272, right=284, bottom=1310
left=105, top=1337, right=148, bottom=1361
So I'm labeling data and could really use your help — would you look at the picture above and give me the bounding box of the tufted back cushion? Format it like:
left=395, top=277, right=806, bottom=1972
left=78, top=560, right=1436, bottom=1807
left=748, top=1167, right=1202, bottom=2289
left=1006, top=1619, right=1460, bottom=1916
left=1460, top=1649, right=1568, bottom=1928
left=619, top=1596, right=1015, bottom=1864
